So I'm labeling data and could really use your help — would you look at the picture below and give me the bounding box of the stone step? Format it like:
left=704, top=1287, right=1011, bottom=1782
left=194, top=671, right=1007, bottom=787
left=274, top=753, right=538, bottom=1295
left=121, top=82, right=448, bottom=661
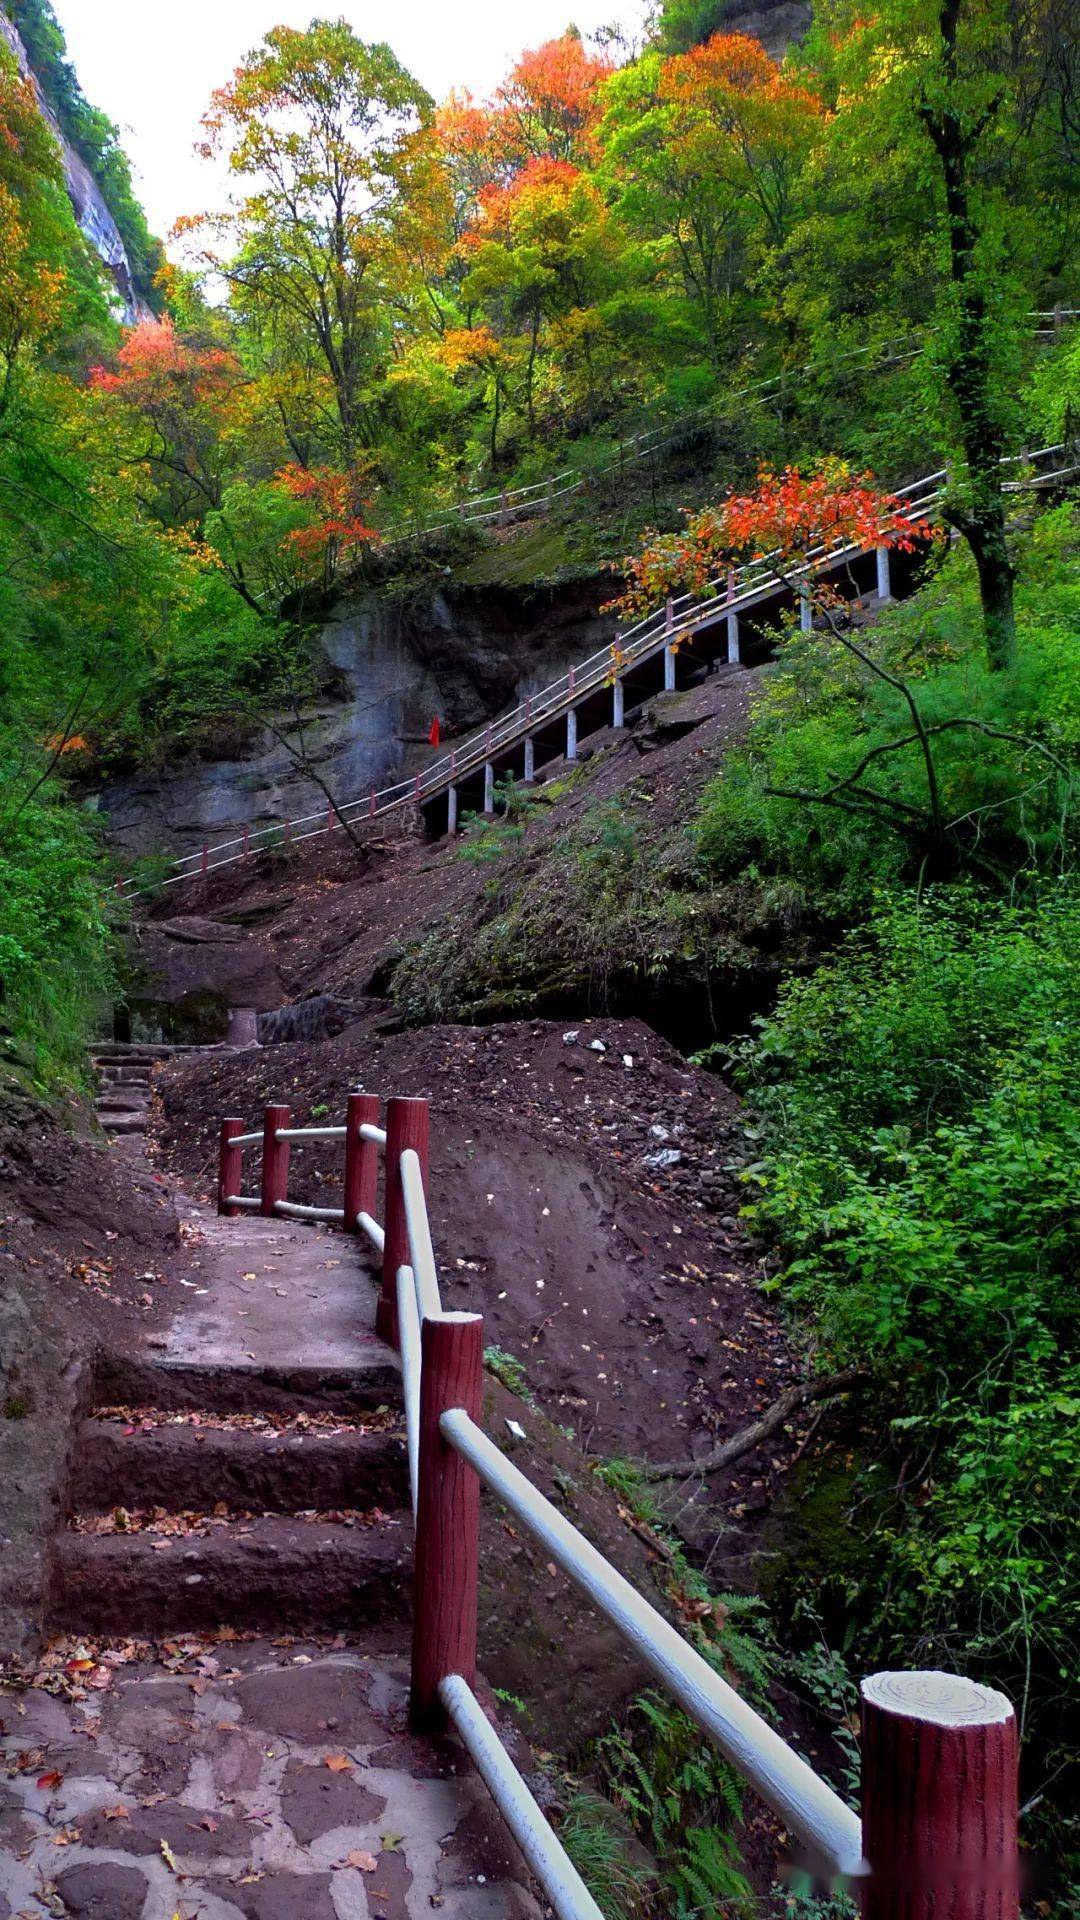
left=93, top=1350, right=402, bottom=1420
left=98, top=1064, right=153, bottom=1084
left=100, top=1113, right=147, bottom=1135
left=71, top=1418, right=409, bottom=1515
left=92, top=1046, right=177, bottom=1062
left=49, top=1513, right=412, bottom=1633
left=96, top=1091, right=149, bottom=1113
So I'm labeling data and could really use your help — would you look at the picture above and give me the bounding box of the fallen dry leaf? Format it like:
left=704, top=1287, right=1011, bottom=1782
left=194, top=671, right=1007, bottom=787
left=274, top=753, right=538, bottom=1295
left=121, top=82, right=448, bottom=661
left=343, top=1849, right=378, bottom=1872
left=324, top=1752, right=352, bottom=1773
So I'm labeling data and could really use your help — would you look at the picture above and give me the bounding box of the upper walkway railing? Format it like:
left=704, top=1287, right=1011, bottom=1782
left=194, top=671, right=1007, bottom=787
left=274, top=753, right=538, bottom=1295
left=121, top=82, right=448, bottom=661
left=382, top=307, right=1075, bottom=542
left=125, top=438, right=1074, bottom=895
left=217, top=1089, right=1022, bottom=1920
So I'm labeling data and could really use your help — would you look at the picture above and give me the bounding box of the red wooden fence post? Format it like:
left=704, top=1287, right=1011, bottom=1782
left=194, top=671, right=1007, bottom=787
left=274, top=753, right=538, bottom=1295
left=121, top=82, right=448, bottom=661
left=410, top=1311, right=483, bottom=1732
left=860, top=1671, right=1019, bottom=1920
left=260, top=1103, right=291, bottom=1217
left=217, top=1118, right=244, bottom=1217
left=201, top=841, right=209, bottom=877
left=344, top=1091, right=380, bottom=1236
left=378, top=1095, right=430, bottom=1347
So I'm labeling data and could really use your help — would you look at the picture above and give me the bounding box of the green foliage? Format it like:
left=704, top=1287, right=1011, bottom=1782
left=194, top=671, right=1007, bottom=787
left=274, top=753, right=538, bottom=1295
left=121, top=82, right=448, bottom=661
left=696, top=524, right=1080, bottom=912
left=596, top=1695, right=752, bottom=1917
left=558, top=1791, right=655, bottom=1920
left=484, top=1345, right=532, bottom=1400
left=0, top=773, right=117, bottom=1091
left=735, top=881, right=1079, bottom=1756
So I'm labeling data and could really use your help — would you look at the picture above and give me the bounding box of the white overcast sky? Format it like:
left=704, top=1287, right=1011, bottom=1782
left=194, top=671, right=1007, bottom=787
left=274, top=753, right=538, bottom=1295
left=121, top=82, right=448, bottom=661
left=51, top=0, right=643, bottom=241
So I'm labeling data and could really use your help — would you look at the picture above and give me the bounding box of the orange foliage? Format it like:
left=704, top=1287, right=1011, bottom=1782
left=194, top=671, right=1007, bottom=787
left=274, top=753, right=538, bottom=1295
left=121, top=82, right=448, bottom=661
left=497, top=35, right=614, bottom=163
left=276, top=464, right=378, bottom=566
left=661, top=30, right=823, bottom=120
left=469, top=155, right=583, bottom=241
left=612, top=464, right=936, bottom=618
left=434, top=326, right=507, bottom=371
left=90, top=319, right=240, bottom=405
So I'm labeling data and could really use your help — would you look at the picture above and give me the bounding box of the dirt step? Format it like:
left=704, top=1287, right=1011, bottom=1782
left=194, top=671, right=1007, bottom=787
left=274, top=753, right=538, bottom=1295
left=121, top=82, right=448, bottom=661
left=93, top=1350, right=402, bottom=1418
left=48, top=1514, right=412, bottom=1633
left=71, top=1419, right=409, bottom=1514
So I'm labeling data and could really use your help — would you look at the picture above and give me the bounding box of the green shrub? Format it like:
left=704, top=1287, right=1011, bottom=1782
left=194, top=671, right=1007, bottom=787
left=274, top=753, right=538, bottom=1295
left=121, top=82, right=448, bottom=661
left=0, top=777, right=117, bottom=1091
left=735, top=882, right=1079, bottom=1757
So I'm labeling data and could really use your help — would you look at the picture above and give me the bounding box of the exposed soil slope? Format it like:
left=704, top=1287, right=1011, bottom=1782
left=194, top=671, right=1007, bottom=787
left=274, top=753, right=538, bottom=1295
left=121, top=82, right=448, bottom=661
left=153, top=1016, right=800, bottom=1566
left=133, top=668, right=780, bottom=1041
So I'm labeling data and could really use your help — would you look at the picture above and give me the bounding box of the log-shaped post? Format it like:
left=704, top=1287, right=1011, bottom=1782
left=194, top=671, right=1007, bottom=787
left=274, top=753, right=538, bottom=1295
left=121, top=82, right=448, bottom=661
left=217, top=1119, right=244, bottom=1216
left=612, top=678, right=624, bottom=728
left=378, top=1095, right=430, bottom=1346
left=410, top=1311, right=483, bottom=1731
left=201, top=842, right=209, bottom=877
left=344, top=1091, right=380, bottom=1236
left=447, top=785, right=458, bottom=836
left=260, top=1103, right=291, bottom=1216
left=523, top=736, right=535, bottom=783
left=664, top=646, right=676, bottom=692
left=483, top=762, right=495, bottom=814
left=566, top=709, right=578, bottom=761
left=860, top=1671, right=1019, bottom=1920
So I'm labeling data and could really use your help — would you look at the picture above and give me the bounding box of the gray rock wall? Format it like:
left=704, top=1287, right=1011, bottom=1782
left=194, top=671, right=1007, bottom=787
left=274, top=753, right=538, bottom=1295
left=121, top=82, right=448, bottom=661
left=97, top=577, right=616, bottom=863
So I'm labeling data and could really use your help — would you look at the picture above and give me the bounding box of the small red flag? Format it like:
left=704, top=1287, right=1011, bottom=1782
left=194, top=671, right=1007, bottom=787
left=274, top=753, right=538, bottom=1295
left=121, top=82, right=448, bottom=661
left=428, top=716, right=441, bottom=747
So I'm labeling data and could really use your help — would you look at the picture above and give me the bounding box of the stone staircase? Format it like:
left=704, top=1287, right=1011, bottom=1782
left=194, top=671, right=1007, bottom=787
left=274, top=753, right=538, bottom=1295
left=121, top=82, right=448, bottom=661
left=91, top=1042, right=176, bottom=1149
left=49, top=1340, right=410, bottom=1636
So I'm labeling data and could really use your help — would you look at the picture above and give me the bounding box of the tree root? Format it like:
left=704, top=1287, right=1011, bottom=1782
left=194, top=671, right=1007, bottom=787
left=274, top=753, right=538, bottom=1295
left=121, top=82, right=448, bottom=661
left=642, top=1368, right=869, bottom=1481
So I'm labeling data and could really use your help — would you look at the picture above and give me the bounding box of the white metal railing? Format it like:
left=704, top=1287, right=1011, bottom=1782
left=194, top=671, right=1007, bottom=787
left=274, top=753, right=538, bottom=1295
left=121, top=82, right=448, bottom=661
left=216, top=1086, right=1021, bottom=1915
left=387, top=1105, right=866, bottom=1907
left=377, top=308, right=1076, bottom=543
left=124, top=436, right=1073, bottom=898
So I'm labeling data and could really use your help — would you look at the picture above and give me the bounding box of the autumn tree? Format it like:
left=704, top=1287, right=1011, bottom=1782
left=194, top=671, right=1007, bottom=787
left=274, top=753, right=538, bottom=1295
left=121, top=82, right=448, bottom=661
left=180, top=22, right=431, bottom=468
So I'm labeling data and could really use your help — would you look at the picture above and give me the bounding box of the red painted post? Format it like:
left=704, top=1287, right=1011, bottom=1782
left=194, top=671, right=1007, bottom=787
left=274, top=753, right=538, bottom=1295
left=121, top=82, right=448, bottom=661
left=568, top=662, right=576, bottom=696
left=327, top=803, right=335, bottom=832
left=369, top=789, right=376, bottom=819
left=665, top=596, right=674, bottom=634
left=260, top=1103, right=291, bottom=1217
left=409, top=1311, right=483, bottom=1731
left=201, top=841, right=209, bottom=877
left=344, top=1092, right=380, bottom=1235
left=414, top=772, right=421, bottom=801
left=217, top=1118, right=244, bottom=1217
left=284, top=818, right=293, bottom=848
left=377, top=1095, right=430, bottom=1347
left=450, top=748, right=457, bottom=778
left=242, top=824, right=250, bottom=859
left=860, top=1671, right=1019, bottom=1920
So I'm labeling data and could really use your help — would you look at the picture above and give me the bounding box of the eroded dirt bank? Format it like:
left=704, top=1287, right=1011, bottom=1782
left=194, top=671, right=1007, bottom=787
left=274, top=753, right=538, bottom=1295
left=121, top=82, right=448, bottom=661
left=152, top=1018, right=800, bottom=1556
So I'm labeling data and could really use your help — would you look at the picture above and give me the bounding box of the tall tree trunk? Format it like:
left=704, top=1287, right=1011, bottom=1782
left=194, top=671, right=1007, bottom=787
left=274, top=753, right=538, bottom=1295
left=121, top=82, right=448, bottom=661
left=921, top=0, right=1016, bottom=671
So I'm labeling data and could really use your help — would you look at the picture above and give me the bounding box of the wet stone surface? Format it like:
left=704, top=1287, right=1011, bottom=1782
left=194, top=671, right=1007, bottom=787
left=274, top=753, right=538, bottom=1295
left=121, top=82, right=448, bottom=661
left=0, top=1643, right=543, bottom=1918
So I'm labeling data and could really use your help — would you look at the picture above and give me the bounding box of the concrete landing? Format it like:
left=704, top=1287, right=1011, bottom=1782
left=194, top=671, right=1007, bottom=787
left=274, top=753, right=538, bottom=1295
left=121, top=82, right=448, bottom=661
left=0, top=1641, right=542, bottom=1919
left=160, top=1206, right=390, bottom=1377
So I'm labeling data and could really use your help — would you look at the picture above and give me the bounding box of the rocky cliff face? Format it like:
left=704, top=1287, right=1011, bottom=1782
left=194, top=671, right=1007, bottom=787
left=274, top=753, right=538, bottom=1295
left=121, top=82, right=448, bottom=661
left=97, top=577, right=617, bottom=862
left=0, top=9, right=147, bottom=321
